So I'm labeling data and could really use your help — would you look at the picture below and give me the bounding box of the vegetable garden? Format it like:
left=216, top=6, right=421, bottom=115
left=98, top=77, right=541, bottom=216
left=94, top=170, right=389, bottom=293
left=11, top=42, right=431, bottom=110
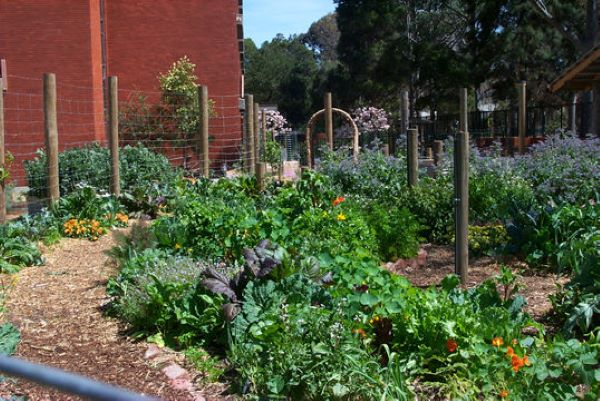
left=1, top=131, right=599, bottom=400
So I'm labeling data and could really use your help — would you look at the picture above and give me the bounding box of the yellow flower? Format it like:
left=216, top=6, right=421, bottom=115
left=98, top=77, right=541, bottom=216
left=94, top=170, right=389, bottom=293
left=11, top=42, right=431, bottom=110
left=175, top=243, right=182, bottom=250
left=336, top=213, right=346, bottom=221
left=492, top=337, right=504, bottom=347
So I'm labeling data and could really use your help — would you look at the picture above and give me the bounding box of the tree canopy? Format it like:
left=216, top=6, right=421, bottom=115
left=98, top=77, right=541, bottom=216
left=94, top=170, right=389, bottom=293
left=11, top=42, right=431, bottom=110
left=244, top=0, right=591, bottom=125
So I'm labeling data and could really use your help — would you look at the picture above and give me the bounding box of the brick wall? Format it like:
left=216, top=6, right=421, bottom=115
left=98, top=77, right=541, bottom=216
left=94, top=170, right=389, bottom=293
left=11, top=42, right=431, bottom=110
left=0, top=0, right=243, bottom=185
left=105, top=0, right=243, bottom=167
left=0, top=0, right=105, bottom=186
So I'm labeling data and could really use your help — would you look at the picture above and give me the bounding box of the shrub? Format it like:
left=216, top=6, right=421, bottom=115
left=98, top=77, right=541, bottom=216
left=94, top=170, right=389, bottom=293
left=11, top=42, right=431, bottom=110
left=24, top=144, right=177, bottom=199
left=513, top=133, right=600, bottom=204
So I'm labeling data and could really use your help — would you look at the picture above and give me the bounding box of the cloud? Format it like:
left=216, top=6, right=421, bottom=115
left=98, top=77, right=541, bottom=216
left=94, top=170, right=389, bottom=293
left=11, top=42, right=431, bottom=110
left=245, top=0, right=336, bottom=45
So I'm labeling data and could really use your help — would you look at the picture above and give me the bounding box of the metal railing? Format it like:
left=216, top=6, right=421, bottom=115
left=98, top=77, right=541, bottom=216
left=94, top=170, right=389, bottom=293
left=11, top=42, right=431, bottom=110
left=0, top=355, right=162, bottom=401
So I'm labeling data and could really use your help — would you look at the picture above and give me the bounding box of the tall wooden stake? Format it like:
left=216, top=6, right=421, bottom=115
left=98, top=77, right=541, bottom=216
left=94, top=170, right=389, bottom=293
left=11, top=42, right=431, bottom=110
left=433, top=140, right=443, bottom=166
left=256, top=162, right=266, bottom=191
left=407, top=128, right=418, bottom=187
left=0, top=81, right=5, bottom=223
left=108, top=76, right=120, bottom=196
left=253, top=102, right=261, bottom=165
left=244, top=94, right=255, bottom=174
left=401, top=90, right=409, bottom=135
left=261, top=108, right=267, bottom=158
left=455, top=89, right=469, bottom=284
left=198, top=85, right=210, bottom=178
left=518, top=81, right=526, bottom=154
left=44, top=73, right=60, bottom=204
left=325, top=92, right=333, bottom=150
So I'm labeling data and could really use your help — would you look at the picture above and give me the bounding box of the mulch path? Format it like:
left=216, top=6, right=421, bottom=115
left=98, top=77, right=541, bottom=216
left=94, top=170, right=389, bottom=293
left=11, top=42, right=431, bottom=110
left=0, top=228, right=197, bottom=401
left=388, top=244, right=568, bottom=325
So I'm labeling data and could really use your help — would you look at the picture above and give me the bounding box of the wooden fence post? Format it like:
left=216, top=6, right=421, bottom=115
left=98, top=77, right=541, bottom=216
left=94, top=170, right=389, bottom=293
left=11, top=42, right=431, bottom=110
left=198, top=85, right=210, bottom=178
left=43, top=73, right=59, bottom=204
left=433, top=140, right=443, bottom=166
left=253, top=102, right=261, bottom=165
left=244, top=94, right=255, bottom=174
left=459, top=87, right=468, bottom=134
left=108, top=76, right=120, bottom=196
left=325, top=92, right=333, bottom=150
left=455, top=88, right=469, bottom=284
left=382, top=144, right=390, bottom=157
left=518, top=81, right=526, bottom=154
left=0, top=80, right=5, bottom=223
left=256, top=162, right=266, bottom=191
left=407, top=128, right=418, bottom=187
left=261, top=108, right=267, bottom=160
left=401, top=90, right=409, bottom=135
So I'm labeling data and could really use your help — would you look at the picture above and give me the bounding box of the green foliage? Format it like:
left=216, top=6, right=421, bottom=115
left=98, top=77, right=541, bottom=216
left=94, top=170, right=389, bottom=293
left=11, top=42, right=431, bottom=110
left=0, top=234, right=42, bottom=274
left=183, top=347, right=225, bottom=383
left=24, top=144, right=177, bottom=199
left=105, top=166, right=600, bottom=400
left=467, top=224, right=509, bottom=256
left=229, top=276, right=407, bottom=400
left=262, top=139, right=282, bottom=169
left=364, top=202, right=422, bottom=260
left=158, top=56, right=202, bottom=139
left=0, top=323, right=20, bottom=355
left=244, top=35, right=318, bottom=125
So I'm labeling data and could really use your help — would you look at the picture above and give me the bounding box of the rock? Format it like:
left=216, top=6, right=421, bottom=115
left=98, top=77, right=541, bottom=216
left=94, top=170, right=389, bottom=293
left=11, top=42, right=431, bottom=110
left=162, top=363, right=189, bottom=381
left=170, top=377, right=193, bottom=392
left=144, top=344, right=161, bottom=360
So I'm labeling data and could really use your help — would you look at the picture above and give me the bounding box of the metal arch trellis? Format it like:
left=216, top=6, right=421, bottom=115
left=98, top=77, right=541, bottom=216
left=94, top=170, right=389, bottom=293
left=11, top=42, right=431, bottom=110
left=305, top=108, right=360, bottom=168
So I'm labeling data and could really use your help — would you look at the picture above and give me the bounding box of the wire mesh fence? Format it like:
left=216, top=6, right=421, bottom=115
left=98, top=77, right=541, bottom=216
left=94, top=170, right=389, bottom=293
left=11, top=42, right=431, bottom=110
left=0, top=74, right=249, bottom=217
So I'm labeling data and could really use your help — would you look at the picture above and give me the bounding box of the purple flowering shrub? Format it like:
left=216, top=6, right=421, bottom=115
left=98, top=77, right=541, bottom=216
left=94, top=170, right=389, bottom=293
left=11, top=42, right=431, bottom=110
left=317, top=145, right=407, bottom=199
left=513, top=134, right=600, bottom=204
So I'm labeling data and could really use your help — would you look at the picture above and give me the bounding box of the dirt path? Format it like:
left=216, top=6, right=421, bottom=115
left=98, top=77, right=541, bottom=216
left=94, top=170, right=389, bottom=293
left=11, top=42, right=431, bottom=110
left=0, top=228, right=193, bottom=401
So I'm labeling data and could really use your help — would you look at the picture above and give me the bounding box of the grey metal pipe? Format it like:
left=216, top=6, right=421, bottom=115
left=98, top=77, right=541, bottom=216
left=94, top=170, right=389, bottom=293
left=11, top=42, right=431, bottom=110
left=0, top=355, right=162, bottom=401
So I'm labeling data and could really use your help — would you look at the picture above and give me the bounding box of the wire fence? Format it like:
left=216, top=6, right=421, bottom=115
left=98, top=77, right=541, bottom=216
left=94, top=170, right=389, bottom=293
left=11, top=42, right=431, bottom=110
left=0, top=74, right=250, bottom=215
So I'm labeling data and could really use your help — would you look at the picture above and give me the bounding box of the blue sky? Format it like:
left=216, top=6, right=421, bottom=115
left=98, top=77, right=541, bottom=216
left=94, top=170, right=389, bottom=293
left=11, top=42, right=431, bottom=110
left=244, top=0, right=336, bottom=46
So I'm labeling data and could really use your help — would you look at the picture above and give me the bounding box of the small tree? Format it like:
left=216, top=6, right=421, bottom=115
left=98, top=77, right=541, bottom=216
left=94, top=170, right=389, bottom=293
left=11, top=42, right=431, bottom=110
left=158, top=56, right=201, bottom=141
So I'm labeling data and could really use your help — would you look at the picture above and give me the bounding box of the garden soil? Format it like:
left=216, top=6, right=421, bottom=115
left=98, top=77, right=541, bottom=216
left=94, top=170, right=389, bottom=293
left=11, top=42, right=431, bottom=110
left=0, top=227, right=229, bottom=401
left=390, top=244, right=568, bottom=328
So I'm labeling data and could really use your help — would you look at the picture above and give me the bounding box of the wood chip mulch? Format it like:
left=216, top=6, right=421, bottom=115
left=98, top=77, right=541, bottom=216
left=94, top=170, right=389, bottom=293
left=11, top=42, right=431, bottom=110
left=388, top=244, right=569, bottom=327
left=0, top=228, right=204, bottom=401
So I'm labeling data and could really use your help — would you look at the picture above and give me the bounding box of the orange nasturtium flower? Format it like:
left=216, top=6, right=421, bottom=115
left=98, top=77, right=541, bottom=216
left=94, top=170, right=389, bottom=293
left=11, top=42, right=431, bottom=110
left=511, top=355, right=524, bottom=372
left=332, top=196, right=346, bottom=206
left=336, top=213, right=347, bottom=221
left=506, top=346, right=515, bottom=358
left=352, top=328, right=367, bottom=338
left=446, top=339, right=458, bottom=353
left=492, top=337, right=504, bottom=347
left=499, top=389, right=509, bottom=398
left=511, top=354, right=530, bottom=373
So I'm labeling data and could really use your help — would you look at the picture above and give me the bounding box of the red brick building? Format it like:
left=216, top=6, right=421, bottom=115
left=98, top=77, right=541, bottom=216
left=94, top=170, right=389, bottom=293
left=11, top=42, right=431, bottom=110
left=0, top=0, right=244, bottom=183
